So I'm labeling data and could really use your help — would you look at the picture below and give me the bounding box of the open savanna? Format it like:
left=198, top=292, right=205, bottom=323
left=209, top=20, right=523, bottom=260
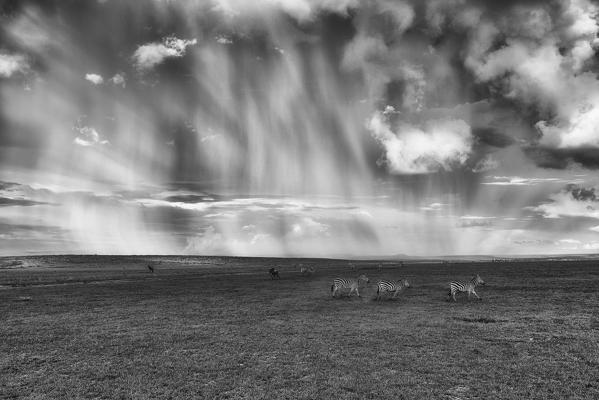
left=1, top=255, right=598, bottom=399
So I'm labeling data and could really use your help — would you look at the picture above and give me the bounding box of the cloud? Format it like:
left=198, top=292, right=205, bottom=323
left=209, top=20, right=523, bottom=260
left=132, top=36, right=197, bottom=71
left=109, top=73, right=126, bottom=87
left=473, top=127, right=516, bottom=148
left=0, top=197, right=47, bottom=207
left=458, top=215, right=495, bottom=228
left=569, top=185, right=597, bottom=201
left=211, top=0, right=358, bottom=21
left=472, top=155, right=499, bottom=173
left=0, top=53, right=28, bottom=77
left=288, top=217, right=330, bottom=239
left=523, top=146, right=599, bottom=170
left=73, top=126, right=109, bottom=147
left=531, top=185, right=599, bottom=219
left=420, top=202, right=447, bottom=212
left=184, top=225, right=225, bottom=254
left=367, top=110, right=473, bottom=174
left=215, top=35, right=233, bottom=45
left=482, top=176, right=562, bottom=186
left=84, top=73, right=104, bottom=85
left=463, top=0, right=599, bottom=153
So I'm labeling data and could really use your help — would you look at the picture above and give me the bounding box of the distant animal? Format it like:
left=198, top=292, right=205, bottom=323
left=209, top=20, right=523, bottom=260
left=378, top=263, right=383, bottom=271
left=331, top=275, right=369, bottom=298
left=376, top=279, right=410, bottom=300
left=269, top=268, right=280, bottom=280
left=448, top=274, right=485, bottom=302
left=349, top=262, right=356, bottom=271
left=300, top=265, right=315, bottom=276
left=147, top=264, right=154, bottom=273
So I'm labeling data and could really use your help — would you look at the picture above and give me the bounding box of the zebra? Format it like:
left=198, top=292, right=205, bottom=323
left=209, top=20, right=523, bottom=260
left=269, top=268, right=280, bottom=280
left=376, top=279, right=410, bottom=300
left=331, top=275, right=369, bottom=298
left=448, top=274, right=485, bottom=302
left=147, top=264, right=154, bottom=273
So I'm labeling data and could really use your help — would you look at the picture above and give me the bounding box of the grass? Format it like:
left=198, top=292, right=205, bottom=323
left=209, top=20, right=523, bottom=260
left=1, top=256, right=598, bottom=399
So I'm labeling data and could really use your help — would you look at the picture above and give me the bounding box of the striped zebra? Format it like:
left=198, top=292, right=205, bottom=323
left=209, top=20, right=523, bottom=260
left=331, top=275, right=369, bottom=298
left=448, top=274, right=485, bottom=302
left=376, top=279, right=410, bottom=300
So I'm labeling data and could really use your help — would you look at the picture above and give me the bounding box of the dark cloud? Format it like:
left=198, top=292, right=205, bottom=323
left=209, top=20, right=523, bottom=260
left=164, top=194, right=222, bottom=204
left=0, top=197, right=47, bottom=207
left=565, top=185, right=597, bottom=202
left=524, top=147, right=599, bottom=170
left=473, top=127, right=516, bottom=148
left=0, top=220, right=64, bottom=235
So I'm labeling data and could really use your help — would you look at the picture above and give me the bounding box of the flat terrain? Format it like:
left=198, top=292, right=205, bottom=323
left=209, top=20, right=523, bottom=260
left=1, top=256, right=598, bottom=399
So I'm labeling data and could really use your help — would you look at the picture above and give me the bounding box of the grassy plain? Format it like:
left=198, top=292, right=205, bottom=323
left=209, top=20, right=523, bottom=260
left=1, top=255, right=598, bottom=399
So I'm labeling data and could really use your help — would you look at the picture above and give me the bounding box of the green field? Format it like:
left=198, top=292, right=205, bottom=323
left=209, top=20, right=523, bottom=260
left=1, top=256, right=598, bottom=399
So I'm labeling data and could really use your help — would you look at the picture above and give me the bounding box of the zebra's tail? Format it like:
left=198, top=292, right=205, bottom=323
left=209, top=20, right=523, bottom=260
left=331, top=284, right=334, bottom=293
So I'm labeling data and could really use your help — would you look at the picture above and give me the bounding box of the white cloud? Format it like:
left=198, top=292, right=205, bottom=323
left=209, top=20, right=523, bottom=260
left=383, top=105, right=399, bottom=115
left=463, top=0, right=599, bottom=150
left=367, top=111, right=473, bottom=174
left=0, top=53, right=28, bottom=77
left=460, top=215, right=496, bottom=220
left=84, top=73, right=104, bottom=85
left=420, top=202, right=446, bottom=212
left=211, top=0, right=358, bottom=22
left=288, top=217, right=330, bottom=239
left=73, top=126, right=109, bottom=147
left=482, top=176, right=562, bottom=186
left=133, top=36, right=197, bottom=71
left=110, top=73, right=126, bottom=87
left=215, top=35, right=233, bottom=45
left=531, top=190, right=599, bottom=219
left=590, top=225, right=599, bottom=232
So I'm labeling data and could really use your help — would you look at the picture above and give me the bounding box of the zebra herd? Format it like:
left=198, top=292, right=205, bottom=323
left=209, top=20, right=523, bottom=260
left=269, top=265, right=486, bottom=302
left=330, top=275, right=412, bottom=300
left=331, top=273, right=485, bottom=301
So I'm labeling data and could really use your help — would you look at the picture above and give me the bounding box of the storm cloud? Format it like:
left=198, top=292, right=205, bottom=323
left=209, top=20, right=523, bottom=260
left=1, top=0, right=599, bottom=256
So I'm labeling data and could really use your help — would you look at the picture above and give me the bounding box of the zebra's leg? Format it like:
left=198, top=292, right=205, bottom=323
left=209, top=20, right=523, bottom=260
left=392, top=290, right=399, bottom=299
left=473, top=290, right=482, bottom=300
left=355, top=287, right=360, bottom=297
left=452, top=291, right=457, bottom=302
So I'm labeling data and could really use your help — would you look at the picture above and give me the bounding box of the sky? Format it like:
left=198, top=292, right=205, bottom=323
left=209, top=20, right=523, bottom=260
left=1, top=0, right=599, bottom=257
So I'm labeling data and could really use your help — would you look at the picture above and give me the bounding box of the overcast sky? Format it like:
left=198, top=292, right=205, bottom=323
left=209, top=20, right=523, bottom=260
left=1, top=0, right=599, bottom=257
